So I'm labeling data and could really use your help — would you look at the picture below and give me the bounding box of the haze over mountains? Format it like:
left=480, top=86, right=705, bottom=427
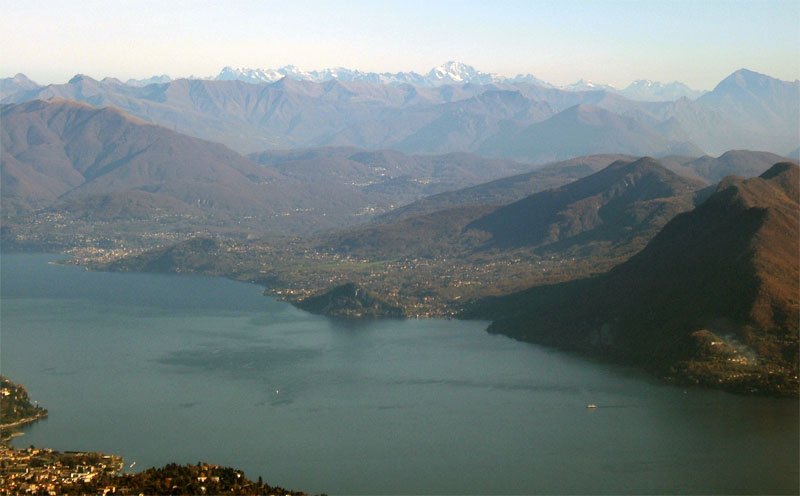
left=2, top=95, right=792, bottom=238
left=149, top=61, right=707, bottom=101
left=1, top=62, right=796, bottom=395
left=321, top=157, right=706, bottom=263
left=3, top=67, right=796, bottom=159
left=377, top=150, right=788, bottom=222
left=0, top=99, right=540, bottom=232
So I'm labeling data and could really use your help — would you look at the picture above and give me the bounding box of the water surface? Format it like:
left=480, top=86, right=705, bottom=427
left=2, top=253, right=797, bottom=494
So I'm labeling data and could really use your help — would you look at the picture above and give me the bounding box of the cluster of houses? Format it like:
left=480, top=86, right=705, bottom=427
left=0, top=446, right=123, bottom=495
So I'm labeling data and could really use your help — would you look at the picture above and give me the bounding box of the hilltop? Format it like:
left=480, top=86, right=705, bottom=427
left=473, top=162, right=800, bottom=396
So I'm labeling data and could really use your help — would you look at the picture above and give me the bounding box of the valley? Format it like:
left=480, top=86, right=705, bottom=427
left=1, top=65, right=798, bottom=394
left=3, top=4, right=800, bottom=494
left=2, top=69, right=797, bottom=396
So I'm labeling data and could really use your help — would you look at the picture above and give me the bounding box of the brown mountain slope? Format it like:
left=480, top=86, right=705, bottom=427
left=0, top=99, right=285, bottom=214
left=375, top=153, right=638, bottom=223
left=475, top=162, right=799, bottom=396
left=466, top=157, right=705, bottom=256
left=50, top=191, right=200, bottom=221
left=309, top=158, right=705, bottom=266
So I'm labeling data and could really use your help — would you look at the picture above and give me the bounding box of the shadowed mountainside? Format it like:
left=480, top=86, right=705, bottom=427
left=319, top=157, right=705, bottom=263
left=377, top=150, right=784, bottom=224
left=472, top=162, right=800, bottom=396
left=466, top=157, right=705, bottom=253
left=375, top=154, right=637, bottom=223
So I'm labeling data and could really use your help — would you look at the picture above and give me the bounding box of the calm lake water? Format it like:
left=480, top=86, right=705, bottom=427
left=1, top=253, right=798, bottom=494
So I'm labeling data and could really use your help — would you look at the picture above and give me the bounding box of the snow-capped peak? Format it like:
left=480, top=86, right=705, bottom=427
left=209, top=62, right=558, bottom=88
left=561, top=79, right=616, bottom=92
left=619, top=79, right=706, bottom=101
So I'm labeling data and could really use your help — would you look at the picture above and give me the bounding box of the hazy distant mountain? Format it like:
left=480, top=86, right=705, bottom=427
left=695, top=69, right=799, bottom=153
left=214, top=62, right=706, bottom=99
left=376, top=154, right=637, bottom=223
left=0, top=73, right=40, bottom=99
left=2, top=69, right=794, bottom=159
left=561, top=79, right=617, bottom=92
left=2, top=99, right=549, bottom=233
left=679, top=150, right=789, bottom=183
left=424, top=61, right=499, bottom=85
left=249, top=145, right=538, bottom=209
left=479, top=104, right=704, bottom=163
left=618, top=79, right=705, bottom=101
left=507, top=73, right=555, bottom=87
left=2, top=74, right=495, bottom=153
left=476, top=162, right=799, bottom=396
left=125, top=75, right=172, bottom=87
left=0, top=99, right=287, bottom=215
left=214, top=61, right=518, bottom=88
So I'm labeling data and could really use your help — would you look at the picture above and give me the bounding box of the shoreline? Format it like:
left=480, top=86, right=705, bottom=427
left=5, top=251, right=798, bottom=398
left=1, top=413, right=49, bottom=442
left=1, top=412, right=49, bottom=429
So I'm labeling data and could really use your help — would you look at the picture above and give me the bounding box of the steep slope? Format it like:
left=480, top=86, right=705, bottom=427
left=392, top=90, right=554, bottom=154
left=376, top=154, right=637, bottom=223
left=1, top=99, right=554, bottom=238
left=478, top=162, right=799, bottom=396
left=467, top=157, right=705, bottom=254
left=479, top=104, right=703, bottom=163
left=0, top=99, right=286, bottom=215
left=0, top=74, right=41, bottom=99
left=695, top=69, right=800, bottom=153
left=323, top=157, right=704, bottom=264
left=49, top=191, right=200, bottom=221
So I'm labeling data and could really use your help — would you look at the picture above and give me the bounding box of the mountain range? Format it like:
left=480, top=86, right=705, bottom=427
left=2, top=59, right=797, bottom=397
left=376, top=150, right=787, bottom=222
left=135, top=61, right=705, bottom=101
left=3, top=68, right=795, bottom=159
left=473, top=162, right=799, bottom=396
left=318, top=157, right=707, bottom=264
left=0, top=99, right=543, bottom=233
left=2, top=97, right=790, bottom=240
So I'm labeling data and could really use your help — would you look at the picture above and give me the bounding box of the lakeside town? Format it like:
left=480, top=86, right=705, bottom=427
left=1, top=377, right=314, bottom=496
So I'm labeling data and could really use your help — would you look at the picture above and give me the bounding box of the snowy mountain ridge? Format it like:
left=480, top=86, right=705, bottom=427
left=11, top=61, right=706, bottom=100
left=210, top=61, right=704, bottom=100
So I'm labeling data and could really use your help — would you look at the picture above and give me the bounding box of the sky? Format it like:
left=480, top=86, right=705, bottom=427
left=1, top=0, right=798, bottom=90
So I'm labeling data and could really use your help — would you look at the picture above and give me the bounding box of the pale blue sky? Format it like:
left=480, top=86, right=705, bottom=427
left=1, top=0, right=798, bottom=89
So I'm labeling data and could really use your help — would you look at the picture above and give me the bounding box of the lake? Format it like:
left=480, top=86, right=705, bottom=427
left=1, top=253, right=797, bottom=494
